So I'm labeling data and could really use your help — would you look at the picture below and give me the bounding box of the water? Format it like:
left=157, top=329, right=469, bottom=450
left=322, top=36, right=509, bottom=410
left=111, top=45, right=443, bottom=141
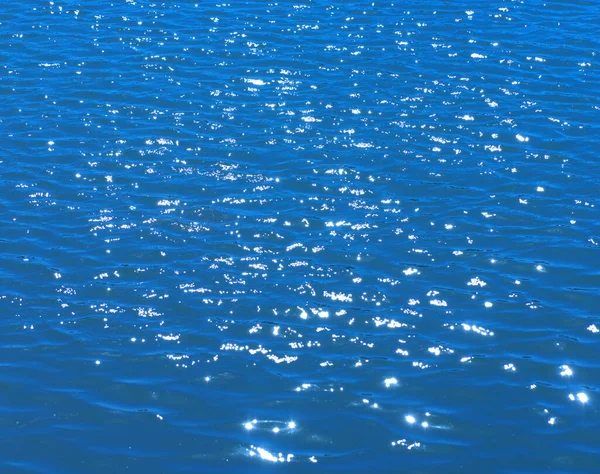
left=1, top=1, right=599, bottom=472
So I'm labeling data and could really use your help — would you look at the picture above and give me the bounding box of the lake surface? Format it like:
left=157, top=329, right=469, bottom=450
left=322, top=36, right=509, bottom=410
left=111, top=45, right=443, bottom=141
left=1, top=1, right=599, bottom=472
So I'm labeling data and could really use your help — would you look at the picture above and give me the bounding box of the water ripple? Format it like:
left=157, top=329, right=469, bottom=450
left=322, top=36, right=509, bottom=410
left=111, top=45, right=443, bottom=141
left=1, top=0, right=599, bottom=472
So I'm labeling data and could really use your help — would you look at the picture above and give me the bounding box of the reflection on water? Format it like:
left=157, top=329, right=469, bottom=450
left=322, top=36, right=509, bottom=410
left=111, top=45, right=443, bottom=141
left=1, top=0, right=598, bottom=472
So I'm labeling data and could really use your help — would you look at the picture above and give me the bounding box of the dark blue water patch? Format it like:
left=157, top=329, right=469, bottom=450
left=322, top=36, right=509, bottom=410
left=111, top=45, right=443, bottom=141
left=1, top=0, right=599, bottom=473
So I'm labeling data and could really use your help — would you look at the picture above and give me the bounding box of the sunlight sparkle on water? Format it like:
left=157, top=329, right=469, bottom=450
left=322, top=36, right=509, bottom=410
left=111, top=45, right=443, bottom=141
left=468, top=277, right=487, bottom=287
left=568, top=393, right=589, bottom=403
left=560, top=365, right=573, bottom=377
left=248, top=446, right=293, bottom=463
left=391, top=439, right=421, bottom=450
left=6, top=1, right=600, bottom=472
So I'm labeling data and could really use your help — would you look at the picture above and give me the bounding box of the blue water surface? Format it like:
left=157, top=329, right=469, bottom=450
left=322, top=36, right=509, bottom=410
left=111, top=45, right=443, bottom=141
left=1, top=1, right=599, bottom=473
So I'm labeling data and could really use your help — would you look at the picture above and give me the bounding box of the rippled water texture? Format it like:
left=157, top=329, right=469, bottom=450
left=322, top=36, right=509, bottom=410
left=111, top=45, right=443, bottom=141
left=1, top=1, right=599, bottom=472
